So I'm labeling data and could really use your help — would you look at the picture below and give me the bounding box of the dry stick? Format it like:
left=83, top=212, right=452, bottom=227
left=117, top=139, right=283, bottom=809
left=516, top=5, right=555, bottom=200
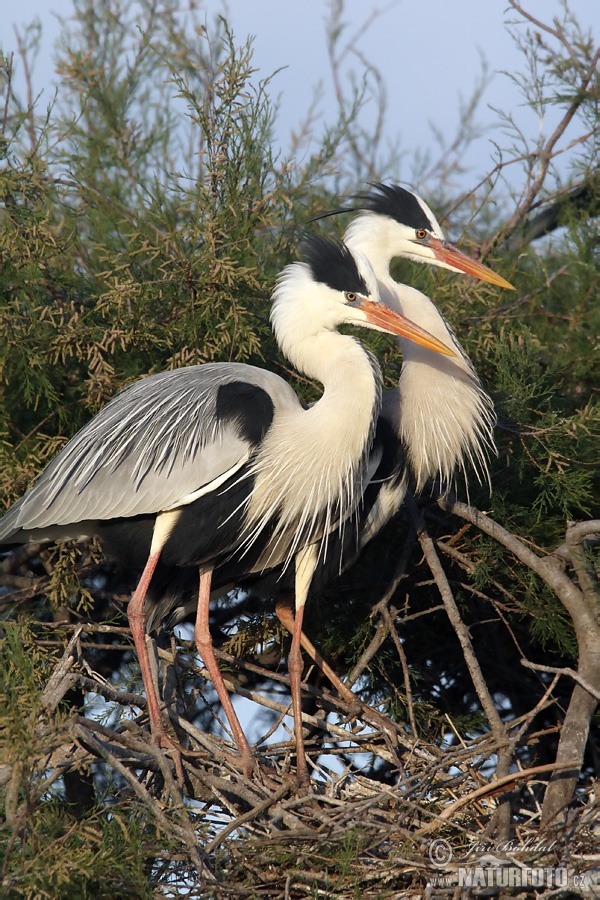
left=39, top=627, right=82, bottom=714
left=345, top=614, right=391, bottom=689
left=415, top=762, right=577, bottom=835
left=5, top=754, right=69, bottom=833
left=0, top=574, right=36, bottom=591
left=32, top=621, right=133, bottom=636
left=410, top=504, right=507, bottom=738
left=74, top=723, right=209, bottom=880
left=346, top=523, right=418, bottom=688
left=382, top=609, right=419, bottom=738
left=226, top=687, right=399, bottom=765
left=75, top=718, right=167, bottom=769
left=42, top=602, right=427, bottom=765
left=203, top=648, right=427, bottom=759
left=209, top=638, right=434, bottom=766
left=437, top=501, right=599, bottom=660
left=511, top=672, right=561, bottom=747
left=4, top=634, right=85, bottom=834
left=449, top=569, right=551, bottom=696
left=0, top=542, right=45, bottom=574
left=185, top=664, right=403, bottom=766
left=439, top=498, right=600, bottom=827
left=76, top=640, right=433, bottom=777
left=74, top=674, right=155, bottom=715
left=438, top=715, right=499, bottom=819
left=438, top=538, right=522, bottom=612
left=408, top=499, right=514, bottom=836
left=205, top=782, right=291, bottom=854
left=521, top=660, right=600, bottom=702
left=442, top=714, right=494, bottom=796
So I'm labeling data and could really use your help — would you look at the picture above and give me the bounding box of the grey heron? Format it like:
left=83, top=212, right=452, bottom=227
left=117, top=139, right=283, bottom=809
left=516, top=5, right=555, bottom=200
left=339, top=183, right=513, bottom=538
left=0, top=234, right=454, bottom=783
left=154, top=186, right=515, bottom=709
left=275, top=184, right=514, bottom=697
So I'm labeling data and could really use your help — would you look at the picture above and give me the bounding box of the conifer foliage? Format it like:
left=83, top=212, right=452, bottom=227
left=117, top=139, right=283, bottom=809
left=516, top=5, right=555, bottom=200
left=0, top=2, right=598, bottom=896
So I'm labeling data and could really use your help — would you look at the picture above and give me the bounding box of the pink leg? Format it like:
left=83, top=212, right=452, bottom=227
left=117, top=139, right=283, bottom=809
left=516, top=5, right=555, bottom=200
left=127, top=550, right=167, bottom=737
left=194, top=568, right=254, bottom=777
left=287, top=601, right=310, bottom=786
left=276, top=593, right=357, bottom=705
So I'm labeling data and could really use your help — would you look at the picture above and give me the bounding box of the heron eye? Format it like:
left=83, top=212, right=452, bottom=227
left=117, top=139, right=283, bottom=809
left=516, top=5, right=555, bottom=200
left=415, top=229, right=428, bottom=240
left=345, top=292, right=357, bottom=303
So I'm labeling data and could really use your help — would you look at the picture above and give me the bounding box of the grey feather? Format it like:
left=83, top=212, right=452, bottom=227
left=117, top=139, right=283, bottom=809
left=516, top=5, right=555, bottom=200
left=0, top=363, right=298, bottom=543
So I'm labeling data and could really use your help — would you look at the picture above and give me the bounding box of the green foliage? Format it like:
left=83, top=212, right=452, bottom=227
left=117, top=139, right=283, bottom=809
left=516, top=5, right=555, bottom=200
left=0, top=11, right=319, bottom=501
left=1, top=621, right=49, bottom=746
left=0, top=621, right=182, bottom=897
left=2, top=802, right=156, bottom=900
left=0, top=0, right=598, bottom=895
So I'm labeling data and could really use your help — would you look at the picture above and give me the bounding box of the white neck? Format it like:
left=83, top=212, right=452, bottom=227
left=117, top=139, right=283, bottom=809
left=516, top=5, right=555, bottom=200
left=246, top=279, right=382, bottom=569
left=345, top=214, right=400, bottom=276
left=347, top=220, right=496, bottom=493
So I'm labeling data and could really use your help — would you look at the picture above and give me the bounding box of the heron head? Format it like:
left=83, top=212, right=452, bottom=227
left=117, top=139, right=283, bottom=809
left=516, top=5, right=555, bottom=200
left=271, top=235, right=455, bottom=358
left=342, top=183, right=514, bottom=289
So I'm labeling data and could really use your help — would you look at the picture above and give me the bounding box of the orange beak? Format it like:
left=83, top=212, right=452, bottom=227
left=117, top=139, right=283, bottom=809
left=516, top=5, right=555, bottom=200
left=426, top=237, right=515, bottom=289
left=359, top=299, right=456, bottom=356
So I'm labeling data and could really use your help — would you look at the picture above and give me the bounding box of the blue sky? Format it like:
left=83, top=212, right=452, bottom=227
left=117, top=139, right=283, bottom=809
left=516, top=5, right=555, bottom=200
left=8, top=1, right=597, bottom=189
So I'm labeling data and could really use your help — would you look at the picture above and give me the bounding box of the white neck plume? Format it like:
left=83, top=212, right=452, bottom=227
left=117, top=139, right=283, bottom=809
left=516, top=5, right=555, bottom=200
left=347, top=220, right=496, bottom=494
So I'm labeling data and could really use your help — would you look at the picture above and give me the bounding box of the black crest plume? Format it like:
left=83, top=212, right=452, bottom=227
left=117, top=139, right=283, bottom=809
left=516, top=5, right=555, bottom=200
left=311, top=182, right=435, bottom=232
left=301, top=233, right=369, bottom=297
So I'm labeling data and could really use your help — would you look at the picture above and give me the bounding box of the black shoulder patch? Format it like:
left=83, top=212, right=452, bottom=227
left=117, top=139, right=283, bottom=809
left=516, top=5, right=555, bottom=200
left=301, top=234, right=369, bottom=296
left=352, top=182, right=434, bottom=231
left=216, top=381, right=275, bottom=446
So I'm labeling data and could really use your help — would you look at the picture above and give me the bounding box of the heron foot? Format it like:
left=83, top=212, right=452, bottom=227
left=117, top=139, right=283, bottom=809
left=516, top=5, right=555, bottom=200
left=238, top=747, right=256, bottom=780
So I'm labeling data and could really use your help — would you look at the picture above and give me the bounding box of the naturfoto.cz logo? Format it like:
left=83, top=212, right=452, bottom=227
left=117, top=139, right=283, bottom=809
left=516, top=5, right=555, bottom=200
left=427, top=839, right=594, bottom=893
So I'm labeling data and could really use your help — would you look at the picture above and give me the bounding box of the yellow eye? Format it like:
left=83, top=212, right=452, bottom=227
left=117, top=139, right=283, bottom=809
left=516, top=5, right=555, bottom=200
left=416, top=229, right=428, bottom=240
left=345, top=292, right=357, bottom=303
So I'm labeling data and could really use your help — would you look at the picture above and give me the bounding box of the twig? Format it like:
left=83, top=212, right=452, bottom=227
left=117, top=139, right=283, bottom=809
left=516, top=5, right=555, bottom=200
left=438, top=497, right=600, bottom=826
left=488, top=4, right=600, bottom=249
left=511, top=675, right=562, bottom=746
left=39, top=627, right=82, bottom=714
left=12, top=27, right=36, bottom=153
left=409, top=500, right=507, bottom=741
left=521, top=660, right=600, bottom=701
left=346, top=523, right=417, bottom=687
left=382, top=609, right=418, bottom=738
left=74, top=723, right=210, bottom=879
left=437, top=499, right=597, bottom=633
left=416, top=762, right=578, bottom=833
left=205, top=782, right=291, bottom=853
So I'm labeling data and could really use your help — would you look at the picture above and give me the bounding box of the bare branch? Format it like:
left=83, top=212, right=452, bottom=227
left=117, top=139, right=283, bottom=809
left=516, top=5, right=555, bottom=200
left=409, top=500, right=507, bottom=743
left=521, top=659, right=600, bottom=701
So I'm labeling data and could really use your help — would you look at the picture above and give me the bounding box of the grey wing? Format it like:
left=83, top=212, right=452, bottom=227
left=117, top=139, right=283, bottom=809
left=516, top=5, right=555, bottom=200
left=0, top=363, right=299, bottom=542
